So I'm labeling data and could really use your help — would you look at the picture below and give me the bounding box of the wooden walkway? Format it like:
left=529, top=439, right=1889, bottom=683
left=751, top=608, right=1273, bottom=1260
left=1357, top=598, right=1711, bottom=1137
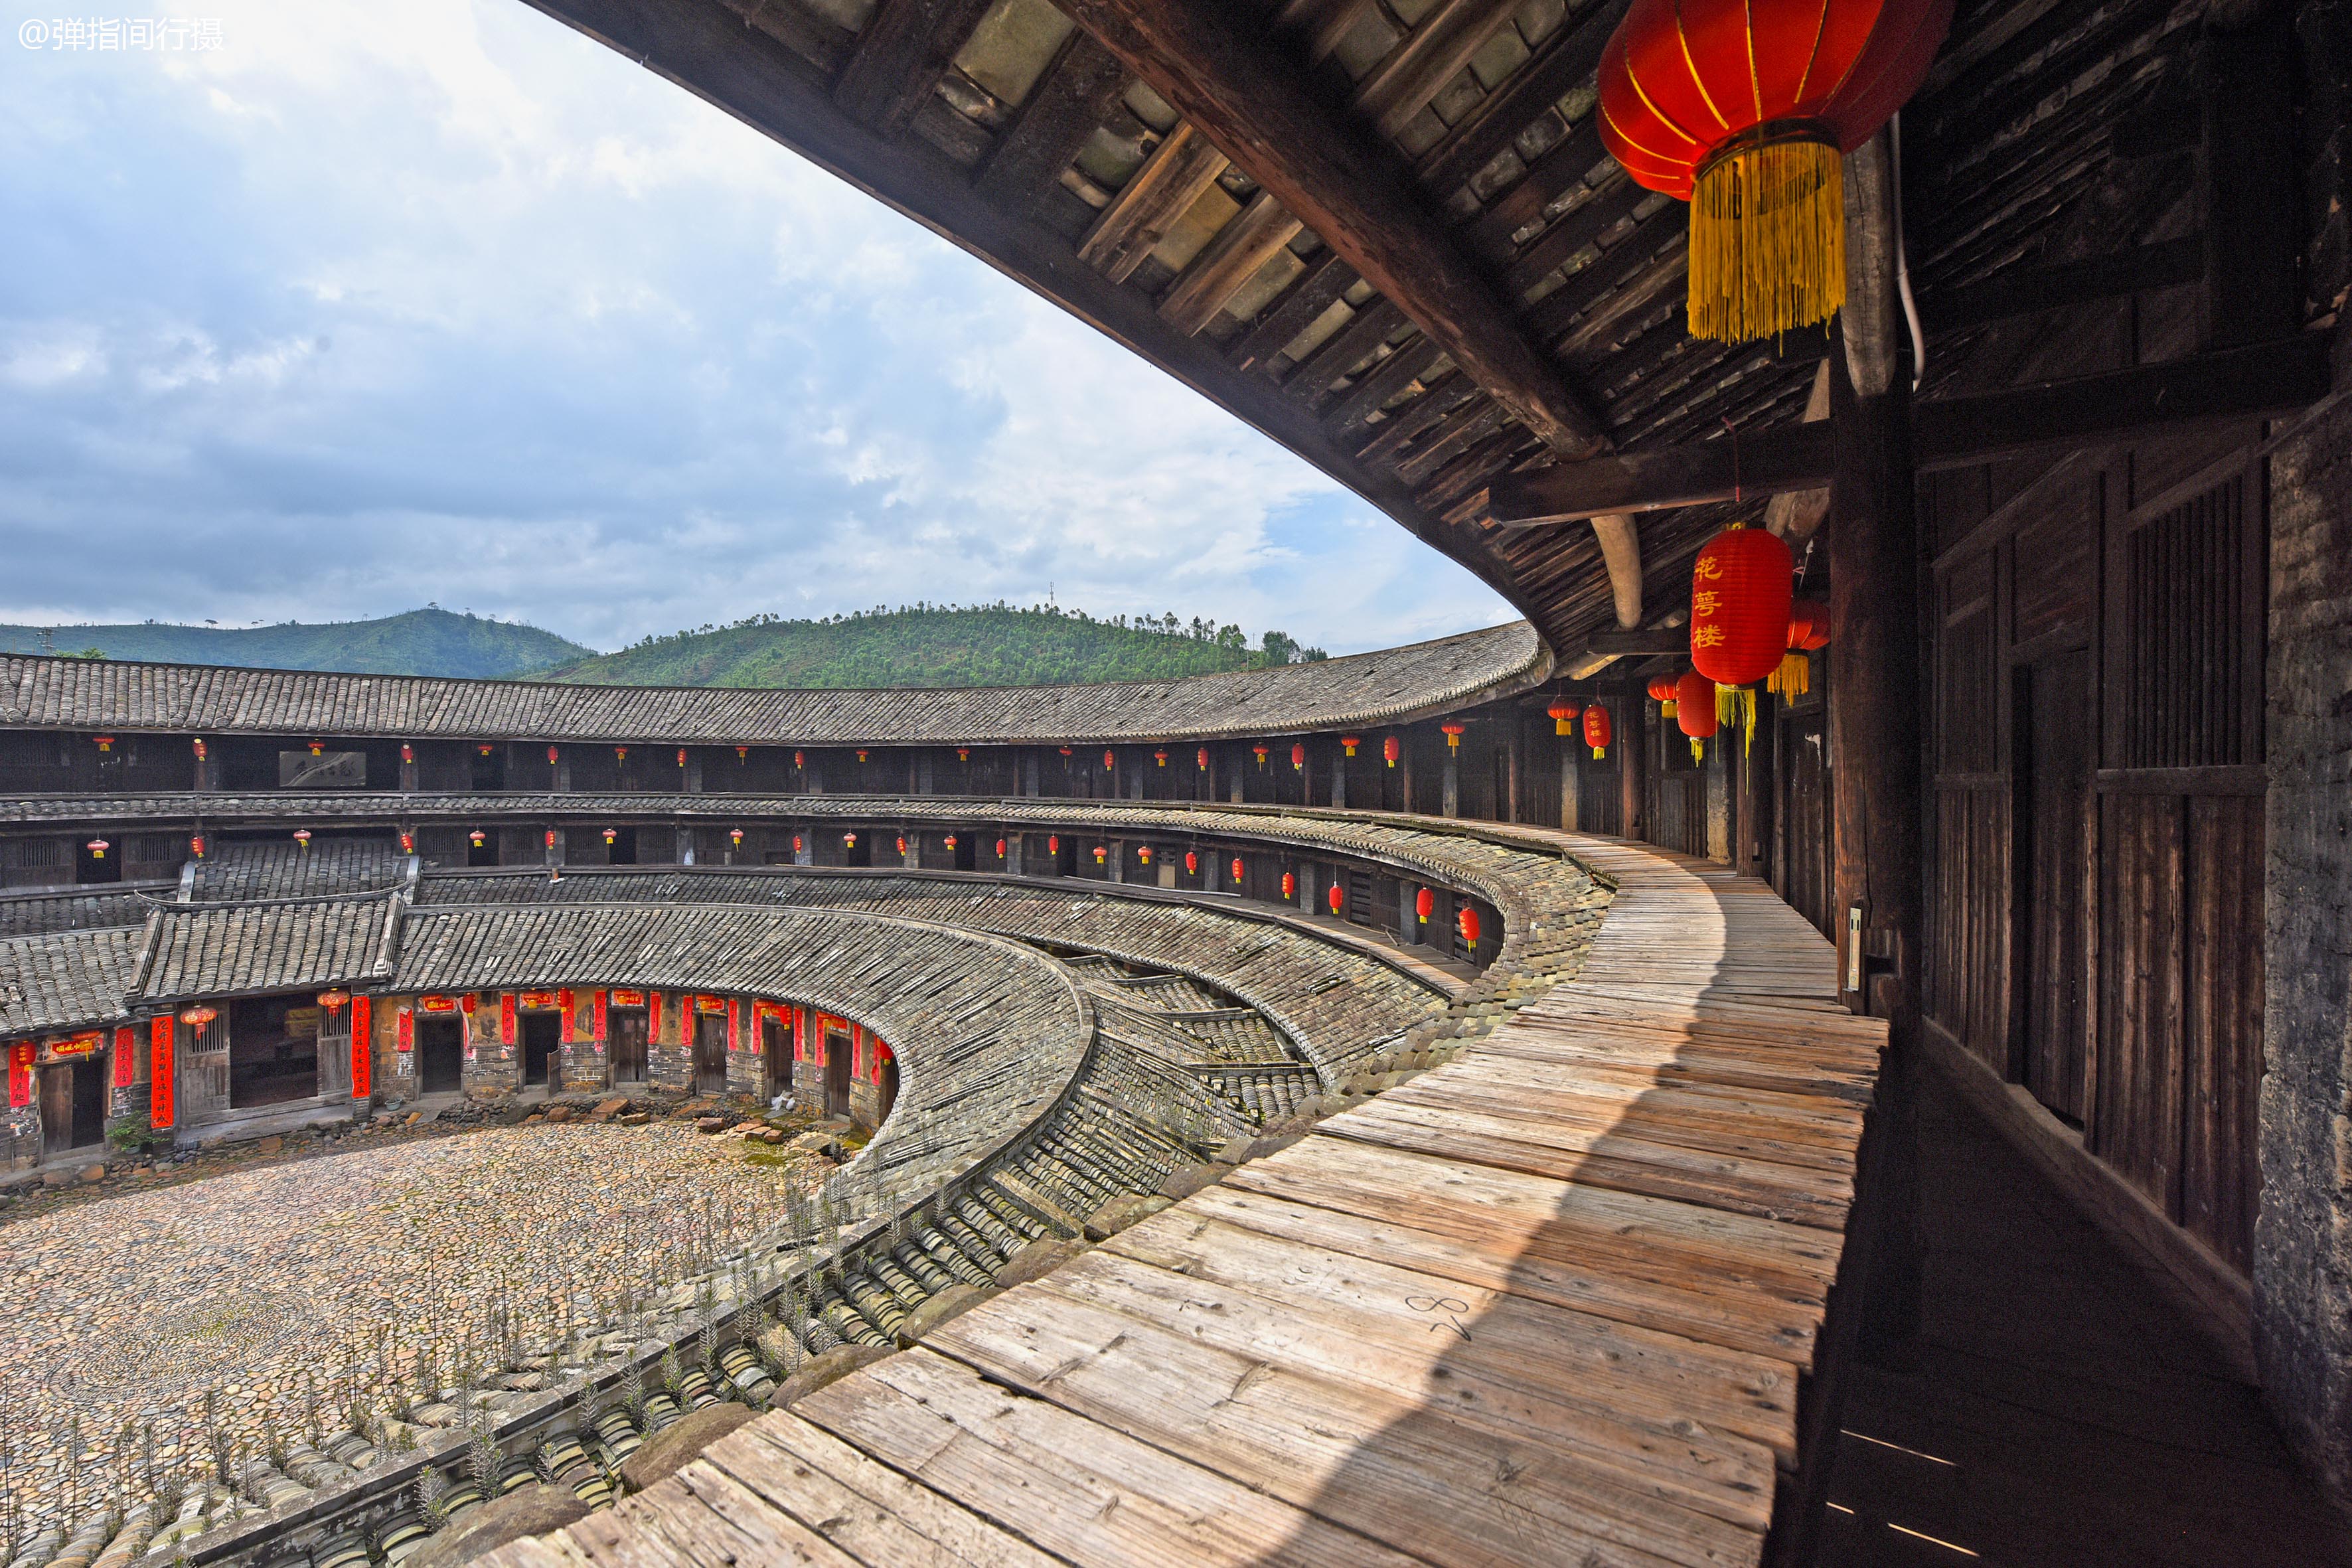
left=487, top=837, right=1887, bottom=1568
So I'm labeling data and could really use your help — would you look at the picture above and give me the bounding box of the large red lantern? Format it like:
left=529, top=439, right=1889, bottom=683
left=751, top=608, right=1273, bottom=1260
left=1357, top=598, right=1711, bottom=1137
left=1327, top=883, right=1344, bottom=916
left=1291, top=742, right=1306, bottom=773
left=1415, top=887, right=1435, bottom=924
left=1197, top=746, right=1210, bottom=772
left=1383, top=735, right=1401, bottom=769
left=1230, top=857, right=1245, bottom=885
left=1546, top=699, right=1579, bottom=736
left=1103, top=749, right=1115, bottom=771
left=1281, top=871, right=1296, bottom=901
left=1599, top=0, right=1952, bottom=343
left=1582, top=704, right=1612, bottom=761
left=1690, top=526, right=1796, bottom=686
left=1185, top=850, right=1199, bottom=876
left=1677, top=669, right=1721, bottom=761
left=1340, top=735, right=1361, bottom=757
left=1646, top=674, right=1680, bottom=718
left=1441, top=722, right=1465, bottom=751
left=1252, top=743, right=1269, bottom=769
left=1457, top=906, right=1482, bottom=951
left=994, top=838, right=1006, bottom=858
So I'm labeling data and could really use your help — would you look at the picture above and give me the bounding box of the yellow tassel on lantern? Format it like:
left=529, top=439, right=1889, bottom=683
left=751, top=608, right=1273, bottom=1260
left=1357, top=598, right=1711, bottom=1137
left=1687, top=131, right=1845, bottom=345
left=1691, top=738, right=1706, bottom=763
left=1740, top=688, right=1759, bottom=757
left=1766, top=650, right=1812, bottom=698
left=1716, top=684, right=1740, bottom=726
left=1661, top=698, right=1677, bottom=718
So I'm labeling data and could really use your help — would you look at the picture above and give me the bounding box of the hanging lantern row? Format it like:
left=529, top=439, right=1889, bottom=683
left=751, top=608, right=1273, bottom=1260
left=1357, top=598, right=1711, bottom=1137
left=1599, top=0, right=1950, bottom=344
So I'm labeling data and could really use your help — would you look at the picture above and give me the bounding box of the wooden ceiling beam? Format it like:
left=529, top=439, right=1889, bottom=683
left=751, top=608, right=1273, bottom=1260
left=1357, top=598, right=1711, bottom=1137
left=1055, top=0, right=1610, bottom=456
left=1352, top=0, right=1526, bottom=142
left=1077, top=121, right=1230, bottom=282
left=973, top=31, right=1131, bottom=208
left=831, top=0, right=997, bottom=133
left=1226, top=250, right=1357, bottom=372
left=1412, top=0, right=1628, bottom=196
left=1158, top=189, right=1304, bottom=335
left=1481, top=335, right=2333, bottom=526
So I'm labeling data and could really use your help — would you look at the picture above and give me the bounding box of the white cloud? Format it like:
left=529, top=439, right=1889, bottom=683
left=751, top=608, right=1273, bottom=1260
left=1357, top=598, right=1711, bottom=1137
left=0, top=0, right=1516, bottom=655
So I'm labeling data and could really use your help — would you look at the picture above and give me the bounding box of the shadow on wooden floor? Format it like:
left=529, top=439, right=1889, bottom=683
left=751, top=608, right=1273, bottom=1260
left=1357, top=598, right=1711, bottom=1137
left=1818, top=1065, right=2352, bottom=1568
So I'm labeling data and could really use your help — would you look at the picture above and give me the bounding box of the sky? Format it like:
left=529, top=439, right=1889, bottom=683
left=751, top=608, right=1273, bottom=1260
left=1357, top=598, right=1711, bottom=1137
left=0, top=1, right=1516, bottom=657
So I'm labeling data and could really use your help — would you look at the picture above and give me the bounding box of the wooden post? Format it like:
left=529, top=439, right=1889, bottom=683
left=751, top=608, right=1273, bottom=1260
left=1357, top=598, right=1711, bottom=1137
left=1441, top=748, right=1460, bottom=817
left=1331, top=744, right=1349, bottom=809
left=1505, top=722, right=1522, bottom=823
left=1620, top=696, right=1644, bottom=841
left=1828, top=131, right=1924, bottom=1359
left=1561, top=745, right=1579, bottom=832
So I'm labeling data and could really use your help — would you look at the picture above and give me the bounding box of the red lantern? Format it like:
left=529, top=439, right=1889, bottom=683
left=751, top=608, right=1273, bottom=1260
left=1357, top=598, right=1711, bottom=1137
left=1137, top=845, right=1152, bottom=865
left=1093, top=845, right=1108, bottom=865
left=1383, top=736, right=1401, bottom=769
left=177, top=1004, right=218, bottom=1029
left=469, top=829, right=486, bottom=847
left=308, top=740, right=325, bottom=757
left=189, top=834, right=205, bottom=859
left=92, top=735, right=114, bottom=753
left=602, top=826, right=617, bottom=845
left=1230, top=857, right=1245, bottom=885
left=317, top=988, right=350, bottom=1012
left=1546, top=699, right=1579, bottom=736
left=1281, top=871, right=1296, bottom=901
left=1340, top=735, right=1361, bottom=757
left=547, top=745, right=560, bottom=765
left=856, top=749, right=868, bottom=763
left=84, top=838, right=109, bottom=861
left=1048, top=834, right=1059, bottom=854
left=1583, top=704, right=1612, bottom=761
left=1328, top=883, right=1344, bottom=915
left=676, top=748, right=688, bottom=767
left=1154, top=749, right=1168, bottom=767
left=793, top=750, right=805, bottom=769
left=615, top=745, right=629, bottom=762
left=793, top=834, right=805, bottom=853
left=191, top=738, right=206, bottom=761
left=896, top=835, right=907, bottom=856
left=1771, top=598, right=1832, bottom=696
left=995, top=838, right=1006, bottom=858
left=543, top=829, right=557, bottom=849
left=1441, top=722, right=1465, bottom=750
left=1197, top=747, right=1210, bottom=771
left=1690, top=526, right=1795, bottom=686
left=957, top=747, right=971, bottom=762
left=1184, top=850, right=1198, bottom=875
left=1416, top=887, right=1435, bottom=925
left=1599, top=0, right=1952, bottom=343
left=292, top=828, right=312, bottom=850
left=731, top=828, right=744, bottom=846
left=844, top=831, right=858, bottom=847
left=399, top=831, right=414, bottom=854
left=478, top=743, right=494, bottom=756
left=1678, top=669, right=1721, bottom=761
left=1059, top=746, right=1073, bottom=760
left=1291, top=742, right=1306, bottom=773
left=1253, top=743, right=1269, bottom=769
left=945, top=834, right=958, bottom=851
left=1457, top=905, right=1481, bottom=950
left=737, top=745, right=749, bottom=761
left=400, top=742, right=414, bottom=765
left=1104, top=749, right=1116, bottom=771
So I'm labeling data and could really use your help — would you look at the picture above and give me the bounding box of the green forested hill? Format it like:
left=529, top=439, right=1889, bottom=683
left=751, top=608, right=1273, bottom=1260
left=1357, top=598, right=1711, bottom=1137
left=540, top=604, right=1326, bottom=688
left=0, top=608, right=593, bottom=678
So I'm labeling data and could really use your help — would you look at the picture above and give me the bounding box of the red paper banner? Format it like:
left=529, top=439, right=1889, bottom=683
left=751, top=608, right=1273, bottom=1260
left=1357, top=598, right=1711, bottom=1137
left=610, top=988, right=645, bottom=1007
left=593, top=989, right=609, bottom=1042
left=50, top=1032, right=100, bottom=1058
left=112, top=1025, right=135, bottom=1088
left=396, top=1006, right=414, bottom=1052
left=500, top=993, right=516, bottom=1046
left=727, top=996, right=742, bottom=1052
left=418, top=995, right=459, bottom=1014
left=7, top=1042, right=31, bottom=1109
left=519, top=990, right=559, bottom=1010
left=351, top=994, right=372, bottom=1100
left=149, top=1017, right=174, bottom=1128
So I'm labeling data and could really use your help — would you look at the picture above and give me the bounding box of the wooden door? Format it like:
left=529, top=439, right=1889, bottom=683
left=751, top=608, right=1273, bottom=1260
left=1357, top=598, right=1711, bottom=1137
left=317, top=1014, right=353, bottom=1099
left=2022, top=650, right=2093, bottom=1123
left=178, top=1016, right=230, bottom=1123
left=415, top=1017, right=464, bottom=1094
left=823, top=1026, right=852, bottom=1117
left=1777, top=712, right=1834, bottom=938
left=522, top=1012, right=559, bottom=1087
left=761, top=1017, right=789, bottom=1099
left=692, top=1013, right=728, bottom=1095
left=610, top=1008, right=647, bottom=1083
left=39, top=1065, right=74, bottom=1154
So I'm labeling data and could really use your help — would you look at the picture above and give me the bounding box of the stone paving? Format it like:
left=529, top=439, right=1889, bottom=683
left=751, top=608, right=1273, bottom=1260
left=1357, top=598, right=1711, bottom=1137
left=0, top=1120, right=811, bottom=1538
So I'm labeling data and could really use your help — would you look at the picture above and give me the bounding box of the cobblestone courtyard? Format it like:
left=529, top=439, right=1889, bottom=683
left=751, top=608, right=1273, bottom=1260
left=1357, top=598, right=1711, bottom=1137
left=0, top=1121, right=804, bottom=1533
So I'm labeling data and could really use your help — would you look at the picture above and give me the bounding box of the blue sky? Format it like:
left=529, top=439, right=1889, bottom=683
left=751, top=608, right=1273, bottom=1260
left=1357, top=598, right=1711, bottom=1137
left=0, top=0, right=1516, bottom=655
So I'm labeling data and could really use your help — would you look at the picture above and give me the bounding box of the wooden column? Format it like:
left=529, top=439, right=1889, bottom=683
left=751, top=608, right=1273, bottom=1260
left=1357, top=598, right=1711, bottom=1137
left=1561, top=745, right=1578, bottom=832
left=1828, top=131, right=1925, bottom=1356
left=1505, top=723, right=1522, bottom=824
left=1441, top=749, right=1460, bottom=817
left=1620, top=696, right=1644, bottom=842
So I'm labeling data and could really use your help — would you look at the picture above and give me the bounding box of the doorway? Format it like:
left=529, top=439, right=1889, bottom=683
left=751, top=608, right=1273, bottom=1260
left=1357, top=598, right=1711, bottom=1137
left=228, top=994, right=322, bottom=1107
left=415, top=1016, right=464, bottom=1095
left=606, top=826, right=638, bottom=866
left=874, top=1044, right=898, bottom=1125
left=39, top=1059, right=104, bottom=1154
left=521, top=1011, right=559, bottom=1089
left=843, top=833, right=873, bottom=868
left=761, top=1014, right=791, bottom=1100
left=609, top=1007, right=648, bottom=1084
left=822, top=1024, right=852, bottom=1117
left=692, top=1011, right=729, bottom=1095
left=953, top=834, right=977, bottom=872
left=75, top=838, right=119, bottom=885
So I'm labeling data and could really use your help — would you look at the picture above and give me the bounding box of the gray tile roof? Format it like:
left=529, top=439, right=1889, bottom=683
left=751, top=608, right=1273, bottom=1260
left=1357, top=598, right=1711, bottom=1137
left=130, top=895, right=402, bottom=1003
left=0, top=925, right=146, bottom=1034
left=0, top=623, right=1543, bottom=744
left=0, top=885, right=165, bottom=937
left=187, top=837, right=412, bottom=903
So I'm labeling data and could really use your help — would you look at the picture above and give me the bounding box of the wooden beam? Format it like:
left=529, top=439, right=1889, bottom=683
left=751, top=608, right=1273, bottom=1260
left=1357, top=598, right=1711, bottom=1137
left=1480, top=334, right=2334, bottom=525
left=831, top=0, right=996, bottom=134
left=1158, top=190, right=1303, bottom=335
left=1226, top=251, right=1357, bottom=372
left=1351, top=0, right=1525, bottom=143
left=973, top=31, right=1131, bottom=207
left=1412, top=0, right=1627, bottom=196
left=1589, top=514, right=1642, bottom=629
left=1077, top=121, right=1229, bottom=283
left=1055, top=0, right=1609, bottom=455
left=1585, top=626, right=1682, bottom=655
left=1919, top=237, right=2203, bottom=335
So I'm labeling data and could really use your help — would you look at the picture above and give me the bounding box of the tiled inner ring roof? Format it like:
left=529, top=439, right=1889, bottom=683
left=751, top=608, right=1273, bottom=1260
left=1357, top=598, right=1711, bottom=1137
left=0, top=622, right=1543, bottom=745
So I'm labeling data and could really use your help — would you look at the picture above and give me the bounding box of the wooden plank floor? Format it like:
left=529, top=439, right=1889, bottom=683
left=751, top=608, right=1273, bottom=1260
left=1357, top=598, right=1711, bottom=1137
left=487, top=837, right=1885, bottom=1568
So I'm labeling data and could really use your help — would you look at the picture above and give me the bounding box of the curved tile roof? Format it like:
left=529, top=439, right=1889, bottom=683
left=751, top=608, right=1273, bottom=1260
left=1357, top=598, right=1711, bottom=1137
left=0, top=623, right=1544, bottom=745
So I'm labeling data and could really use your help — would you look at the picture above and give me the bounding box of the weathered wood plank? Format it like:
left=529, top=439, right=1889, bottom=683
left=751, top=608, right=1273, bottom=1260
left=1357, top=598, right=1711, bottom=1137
left=1077, top=120, right=1230, bottom=282
left=972, top=30, right=1131, bottom=208
left=831, top=0, right=997, bottom=135
left=1158, top=190, right=1304, bottom=335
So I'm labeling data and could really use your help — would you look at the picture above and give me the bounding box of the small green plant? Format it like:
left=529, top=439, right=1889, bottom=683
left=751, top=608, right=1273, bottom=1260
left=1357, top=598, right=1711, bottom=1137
left=104, top=1113, right=168, bottom=1155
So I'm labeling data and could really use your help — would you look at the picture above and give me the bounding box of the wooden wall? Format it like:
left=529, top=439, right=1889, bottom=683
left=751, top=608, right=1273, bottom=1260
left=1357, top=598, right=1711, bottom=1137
left=1921, top=427, right=2268, bottom=1276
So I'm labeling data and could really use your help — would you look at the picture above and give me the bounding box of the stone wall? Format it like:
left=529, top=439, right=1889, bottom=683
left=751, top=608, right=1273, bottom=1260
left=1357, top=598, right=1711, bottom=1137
left=2257, top=373, right=2352, bottom=1501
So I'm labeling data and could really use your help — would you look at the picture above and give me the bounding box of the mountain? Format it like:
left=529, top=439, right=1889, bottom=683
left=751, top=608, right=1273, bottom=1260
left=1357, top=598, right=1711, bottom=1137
left=539, top=604, right=1326, bottom=689
left=0, top=608, right=595, bottom=678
